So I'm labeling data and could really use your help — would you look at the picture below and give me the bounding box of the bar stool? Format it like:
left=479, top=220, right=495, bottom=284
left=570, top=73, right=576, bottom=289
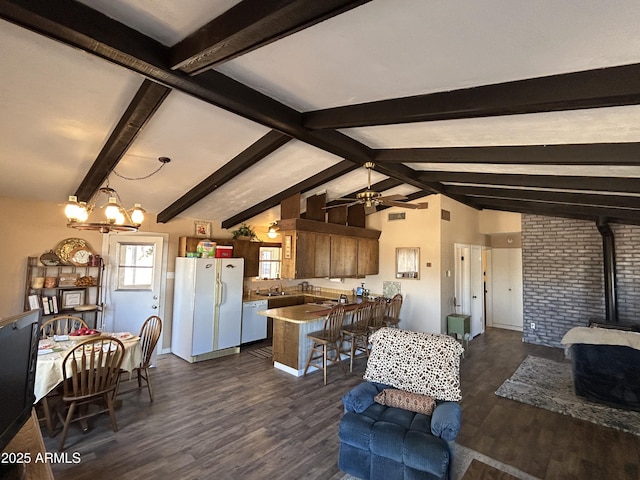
left=383, top=293, right=403, bottom=328
left=304, top=304, right=346, bottom=385
left=368, top=298, right=388, bottom=333
left=342, top=302, right=373, bottom=372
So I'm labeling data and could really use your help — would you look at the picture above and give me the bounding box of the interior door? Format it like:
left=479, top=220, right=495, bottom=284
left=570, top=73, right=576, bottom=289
left=469, top=245, right=485, bottom=337
left=102, top=234, right=167, bottom=345
left=490, top=248, right=523, bottom=331
left=454, top=244, right=485, bottom=338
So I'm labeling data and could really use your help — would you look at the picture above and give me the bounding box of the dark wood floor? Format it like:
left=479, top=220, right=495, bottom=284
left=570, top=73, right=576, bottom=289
left=42, top=328, right=640, bottom=480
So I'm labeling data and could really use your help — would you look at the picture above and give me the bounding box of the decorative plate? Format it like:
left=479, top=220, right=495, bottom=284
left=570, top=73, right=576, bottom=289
left=40, top=250, right=62, bottom=266
left=55, top=238, right=89, bottom=265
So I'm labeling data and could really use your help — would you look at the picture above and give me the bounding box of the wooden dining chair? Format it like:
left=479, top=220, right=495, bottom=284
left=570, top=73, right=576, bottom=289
left=304, top=304, right=346, bottom=385
left=39, top=315, right=88, bottom=338
left=37, top=315, right=89, bottom=437
left=342, top=302, right=373, bottom=372
left=383, top=294, right=403, bottom=328
left=368, top=298, right=388, bottom=333
left=118, top=315, right=162, bottom=402
left=57, top=336, right=125, bottom=451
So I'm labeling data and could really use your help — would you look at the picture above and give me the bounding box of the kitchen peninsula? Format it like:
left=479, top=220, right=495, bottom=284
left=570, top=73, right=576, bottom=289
left=259, top=299, right=362, bottom=376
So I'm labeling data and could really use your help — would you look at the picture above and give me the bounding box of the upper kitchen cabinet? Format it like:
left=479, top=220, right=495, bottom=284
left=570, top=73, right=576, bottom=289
left=231, top=240, right=261, bottom=278
left=177, top=236, right=261, bottom=277
left=330, top=236, right=357, bottom=277
left=281, top=230, right=330, bottom=279
left=279, top=218, right=380, bottom=279
left=357, top=238, right=379, bottom=277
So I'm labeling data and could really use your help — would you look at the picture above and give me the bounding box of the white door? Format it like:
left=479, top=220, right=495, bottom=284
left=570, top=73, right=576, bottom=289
left=454, top=244, right=485, bottom=338
left=102, top=234, right=167, bottom=344
left=470, top=245, right=484, bottom=337
left=490, top=248, right=523, bottom=331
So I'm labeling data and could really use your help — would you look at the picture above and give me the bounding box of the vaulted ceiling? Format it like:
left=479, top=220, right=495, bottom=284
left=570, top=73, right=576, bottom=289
left=2, top=0, right=640, bottom=231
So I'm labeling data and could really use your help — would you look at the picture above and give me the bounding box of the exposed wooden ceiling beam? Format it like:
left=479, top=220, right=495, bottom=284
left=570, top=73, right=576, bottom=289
left=375, top=143, right=640, bottom=165
left=221, top=161, right=359, bottom=229
left=170, top=0, right=372, bottom=74
left=157, top=131, right=291, bottom=223
left=75, top=79, right=171, bottom=201
left=0, top=0, right=373, bottom=166
left=303, top=63, right=640, bottom=129
left=475, top=198, right=640, bottom=226
left=447, top=185, right=640, bottom=210
left=419, top=171, right=640, bottom=194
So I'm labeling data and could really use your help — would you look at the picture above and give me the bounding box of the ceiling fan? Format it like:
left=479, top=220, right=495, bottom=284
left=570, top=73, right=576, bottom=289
left=325, top=162, right=428, bottom=214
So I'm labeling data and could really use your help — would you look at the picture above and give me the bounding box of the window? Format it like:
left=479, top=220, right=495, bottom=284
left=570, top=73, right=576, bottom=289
left=117, top=243, right=155, bottom=290
left=259, top=247, right=281, bottom=279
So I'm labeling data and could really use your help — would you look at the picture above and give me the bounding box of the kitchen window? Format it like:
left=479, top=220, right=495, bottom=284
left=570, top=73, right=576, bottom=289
left=259, top=246, right=281, bottom=279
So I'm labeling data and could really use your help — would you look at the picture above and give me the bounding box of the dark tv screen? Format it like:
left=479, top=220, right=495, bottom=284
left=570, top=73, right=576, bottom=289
left=0, top=309, right=40, bottom=453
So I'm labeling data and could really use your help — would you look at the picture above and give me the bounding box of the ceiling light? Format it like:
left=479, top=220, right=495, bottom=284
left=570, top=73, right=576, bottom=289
left=64, top=157, right=168, bottom=233
left=267, top=223, right=278, bottom=239
left=65, top=184, right=143, bottom=233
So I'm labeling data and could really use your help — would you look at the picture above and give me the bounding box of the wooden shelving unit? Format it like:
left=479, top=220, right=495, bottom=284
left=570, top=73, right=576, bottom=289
left=23, top=257, right=104, bottom=329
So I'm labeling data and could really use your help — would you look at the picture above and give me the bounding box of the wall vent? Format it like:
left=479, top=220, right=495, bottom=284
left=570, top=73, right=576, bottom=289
left=441, top=209, right=451, bottom=221
left=388, top=212, right=406, bottom=221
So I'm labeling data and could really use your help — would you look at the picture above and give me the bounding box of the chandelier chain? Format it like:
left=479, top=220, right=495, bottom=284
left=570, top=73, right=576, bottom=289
left=113, top=161, right=167, bottom=181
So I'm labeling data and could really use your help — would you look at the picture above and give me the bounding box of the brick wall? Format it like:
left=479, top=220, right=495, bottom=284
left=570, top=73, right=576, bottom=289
left=521, top=214, right=640, bottom=347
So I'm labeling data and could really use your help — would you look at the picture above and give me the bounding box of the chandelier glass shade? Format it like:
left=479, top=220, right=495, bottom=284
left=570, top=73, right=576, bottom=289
left=65, top=186, right=146, bottom=234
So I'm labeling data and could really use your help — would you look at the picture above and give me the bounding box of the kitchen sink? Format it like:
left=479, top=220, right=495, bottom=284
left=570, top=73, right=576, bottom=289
left=256, top=291, right=290, bottom=297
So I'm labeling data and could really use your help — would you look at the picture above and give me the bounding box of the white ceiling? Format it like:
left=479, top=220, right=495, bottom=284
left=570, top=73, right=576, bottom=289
left=2, top=0, right=640, bottom=231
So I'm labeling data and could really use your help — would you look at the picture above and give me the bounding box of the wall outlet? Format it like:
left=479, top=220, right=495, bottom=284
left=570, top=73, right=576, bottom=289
left=530, top=322, right=536, bottom=330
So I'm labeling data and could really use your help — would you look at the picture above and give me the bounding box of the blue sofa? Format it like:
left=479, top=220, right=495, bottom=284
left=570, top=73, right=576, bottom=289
left=338, top=381, right=462, bottom=480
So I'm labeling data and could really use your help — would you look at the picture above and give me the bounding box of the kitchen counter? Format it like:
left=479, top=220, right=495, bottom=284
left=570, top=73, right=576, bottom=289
left=258, top=298, right=365, bottom=376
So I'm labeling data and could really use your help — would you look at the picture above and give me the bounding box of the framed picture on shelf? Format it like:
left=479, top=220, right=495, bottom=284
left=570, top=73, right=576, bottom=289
left=194, top=221, right=212, bottom=238
left=60, top=289, right=85, bottom=309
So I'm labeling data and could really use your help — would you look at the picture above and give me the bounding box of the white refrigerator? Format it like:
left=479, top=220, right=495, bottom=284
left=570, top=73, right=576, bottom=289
left=172, top=257, right=244, bottom=363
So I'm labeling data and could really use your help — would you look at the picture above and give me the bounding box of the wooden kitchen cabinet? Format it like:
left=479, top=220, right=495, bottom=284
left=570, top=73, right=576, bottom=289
left=279, top=218, right=380, bottom=279
left=281, top=231, right=330, bottom=279
left=357, top=237, right=379, bottom=276
left=330, top=235, right=357, bottom=277
left=231, top=240, right=261, bottom=278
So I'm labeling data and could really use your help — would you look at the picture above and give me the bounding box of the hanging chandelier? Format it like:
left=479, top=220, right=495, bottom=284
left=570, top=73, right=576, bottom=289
left=64, top=157, right=169, bottom=233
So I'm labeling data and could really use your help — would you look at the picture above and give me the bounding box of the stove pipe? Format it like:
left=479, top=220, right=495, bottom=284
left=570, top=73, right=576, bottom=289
left=596, top=219, right=618, bottom=323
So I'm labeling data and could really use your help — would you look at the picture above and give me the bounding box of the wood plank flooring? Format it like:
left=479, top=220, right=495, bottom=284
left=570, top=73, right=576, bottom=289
left=42, top=328, right=640, bottom=479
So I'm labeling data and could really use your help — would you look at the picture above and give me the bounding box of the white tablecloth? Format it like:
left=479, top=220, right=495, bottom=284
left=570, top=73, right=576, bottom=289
left=35, top=334, right=142, bottom=403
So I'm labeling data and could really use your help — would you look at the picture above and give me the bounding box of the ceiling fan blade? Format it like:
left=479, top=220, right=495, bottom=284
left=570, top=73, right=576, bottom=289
left=380, top=200, right=426, bottom=209
left=323, top=200, right=360, bottom=210
left=377, top=194, right=407, bottom=202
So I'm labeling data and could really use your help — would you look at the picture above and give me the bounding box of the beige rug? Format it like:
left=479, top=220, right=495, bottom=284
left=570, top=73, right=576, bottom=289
left=341, top=443, right=540, bottom=480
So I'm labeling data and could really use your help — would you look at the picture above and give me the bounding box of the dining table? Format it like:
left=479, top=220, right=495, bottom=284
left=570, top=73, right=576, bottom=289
left=35, top=332, right=143, bottom=403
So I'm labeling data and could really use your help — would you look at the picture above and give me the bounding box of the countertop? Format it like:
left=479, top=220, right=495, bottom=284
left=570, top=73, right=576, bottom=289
left=243, top=292, right=336, bottom=303
left=257, top=296, right=365, bottom=324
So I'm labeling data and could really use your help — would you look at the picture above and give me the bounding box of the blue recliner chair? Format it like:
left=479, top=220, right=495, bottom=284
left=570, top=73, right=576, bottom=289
left=338, top=328, right=463, bottom=480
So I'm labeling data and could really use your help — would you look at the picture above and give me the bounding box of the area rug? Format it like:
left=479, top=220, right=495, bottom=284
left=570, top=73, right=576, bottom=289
left=246, top=345, right=273, bottom=360
left=341, top=443, right=539, bottom=480
left=495, top=355, right=640, bottom=437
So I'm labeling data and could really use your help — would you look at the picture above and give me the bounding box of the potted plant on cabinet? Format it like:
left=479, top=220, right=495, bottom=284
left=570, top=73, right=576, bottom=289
left=231, top=223, right=258, bottom=241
